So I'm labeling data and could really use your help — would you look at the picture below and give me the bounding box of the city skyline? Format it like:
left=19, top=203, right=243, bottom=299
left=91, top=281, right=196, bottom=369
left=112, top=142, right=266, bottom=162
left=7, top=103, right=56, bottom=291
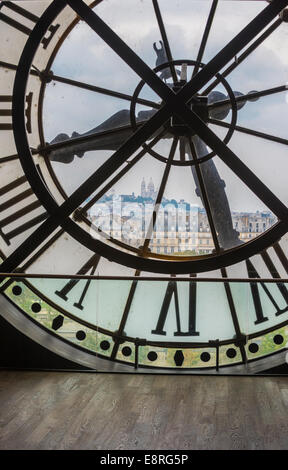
left=87, top=176, right=276, bottom=255
left=101, top=176, right=276, bottom=217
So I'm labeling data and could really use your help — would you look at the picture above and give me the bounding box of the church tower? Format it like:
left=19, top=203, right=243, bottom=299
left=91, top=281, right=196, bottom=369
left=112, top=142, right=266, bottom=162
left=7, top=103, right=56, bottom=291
left=148, top=177, right=155, bottom=199
left=141, top=178, right=146, bottom=198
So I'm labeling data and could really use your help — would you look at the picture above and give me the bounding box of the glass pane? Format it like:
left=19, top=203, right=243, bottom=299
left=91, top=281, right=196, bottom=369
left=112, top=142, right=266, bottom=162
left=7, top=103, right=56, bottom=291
left=209, top=155, right=277, bottom=248
left=227, top=131, right=288, bottom=208
left=202, top=0, right=264, bottom=65
left=49, top=13, right=140, bottom=96
left=1, top=271, right=288, bottom=371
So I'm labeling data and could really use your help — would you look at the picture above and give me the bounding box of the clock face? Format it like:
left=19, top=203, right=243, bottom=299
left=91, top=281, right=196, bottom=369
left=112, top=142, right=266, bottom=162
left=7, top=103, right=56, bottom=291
left=1, top=0, right=288, bottom=372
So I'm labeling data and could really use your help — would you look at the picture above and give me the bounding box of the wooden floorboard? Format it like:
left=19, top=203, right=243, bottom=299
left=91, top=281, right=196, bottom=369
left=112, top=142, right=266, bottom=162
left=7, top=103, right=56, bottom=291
left=0, top=371, right=288, bottom=450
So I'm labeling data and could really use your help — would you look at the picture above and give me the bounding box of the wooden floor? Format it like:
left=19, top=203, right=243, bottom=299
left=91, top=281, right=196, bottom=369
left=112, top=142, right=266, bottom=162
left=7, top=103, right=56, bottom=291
left=0, top=371, right=288, bottom=450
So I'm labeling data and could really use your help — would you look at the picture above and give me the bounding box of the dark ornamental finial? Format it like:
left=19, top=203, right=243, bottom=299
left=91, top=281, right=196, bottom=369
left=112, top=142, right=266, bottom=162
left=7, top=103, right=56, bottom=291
left=153, top=40, right=168, bottom=68
left=153, top=40, right=180, bottom=82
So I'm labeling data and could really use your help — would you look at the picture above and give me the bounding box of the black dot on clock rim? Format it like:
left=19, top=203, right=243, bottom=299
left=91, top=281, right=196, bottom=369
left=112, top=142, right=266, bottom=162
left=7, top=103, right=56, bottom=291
left=76, top=330, right=86, bottom=341
left=273, top=334, right=284, bottom=345
left=12, top=285, right=22, bottom=296
left=248, top=343, right=259, bottom=353
left=31, top=302, right=41, bottom=313
left=200, top=352, right=211, bottom=363
left=147, top=351, right=158, bottom=362
left=122, top=346, right=132, bottom=357
left=226, top=348, right=237, bottom=359
left=100, top=340, right=110, bottom=351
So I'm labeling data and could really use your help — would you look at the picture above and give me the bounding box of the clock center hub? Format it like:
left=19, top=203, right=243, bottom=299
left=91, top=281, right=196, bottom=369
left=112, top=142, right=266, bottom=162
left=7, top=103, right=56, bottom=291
left=169, top=86, right=209, bottom=137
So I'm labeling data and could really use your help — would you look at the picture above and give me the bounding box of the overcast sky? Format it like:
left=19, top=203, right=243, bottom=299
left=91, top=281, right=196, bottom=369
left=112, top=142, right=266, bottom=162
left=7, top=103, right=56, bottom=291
left=42, top=0, right=288, bottom=213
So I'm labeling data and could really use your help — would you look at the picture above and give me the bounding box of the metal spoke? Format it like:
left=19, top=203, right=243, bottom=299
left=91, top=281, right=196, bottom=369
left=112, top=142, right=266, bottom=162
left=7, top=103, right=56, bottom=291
left=40, top=71, right=160, bottom=109
left=2, top=0, right=287, bottom=274
left=221, top=267, right=247, bottom=363
left=208, top=85, right=288, bottom=110
left=66, top=0, right=173, bottom=104
left=0, top=228, right=65, bottom=294
left=78, top=129, right=167, bottom=216
left=1, top=104, right=171, bottom=274
left=110, top=269, right=141, bottom=361
left=209, top=118, right=288, bottom=147
left=192, top=0, right=218, bottom=77
left=202, top=17, right=282, bottom=96
left=0, top=60, right=38, bottom=76
left=179, top=137, right=186, bottom=162
left=62, top=0, right=288, bottom=158
left=187, top=137, right=220, bottom=251
left=142, top=137, right=178, bottom=254
left=1, top=148, right=37, bottom=164
left=187, top=110, right=288, bottom=221
left=180, top=14, right=285, bottom=103
left=152, top=0, right=178, bottom=84
left=0, top=154, right=19, bottom=164
left=66, top=0, right=288, bottom=123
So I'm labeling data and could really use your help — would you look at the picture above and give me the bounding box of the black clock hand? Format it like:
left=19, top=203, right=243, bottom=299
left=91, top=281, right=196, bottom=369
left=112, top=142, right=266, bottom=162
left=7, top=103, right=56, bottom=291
left=45, top=0, right=287, bottom=168
left=48, top=38, right=178, bottom=164
left=3, top=0, right=287, bottom=277
left=208, top=90, right=254, bottom=120
left=187, top=136, right=242, bottom=250
left=47, top=108, right=158, bottom=163
left=47, top=87, right=252, bottom=164
left=177, top=61, right=242, bottom=250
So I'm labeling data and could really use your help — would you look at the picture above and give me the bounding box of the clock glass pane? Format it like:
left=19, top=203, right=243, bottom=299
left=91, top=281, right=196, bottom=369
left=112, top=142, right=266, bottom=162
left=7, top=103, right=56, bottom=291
left=39, top=0, right=286, bottom=264
left=1, top=0, right=288, bottom=373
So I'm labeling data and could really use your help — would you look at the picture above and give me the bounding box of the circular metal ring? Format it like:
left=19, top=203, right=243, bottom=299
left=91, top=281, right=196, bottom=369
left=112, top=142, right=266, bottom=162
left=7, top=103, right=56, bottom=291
left=129, top=59, right=238, bottom=166
left=12, top=0, right=288, bottom=274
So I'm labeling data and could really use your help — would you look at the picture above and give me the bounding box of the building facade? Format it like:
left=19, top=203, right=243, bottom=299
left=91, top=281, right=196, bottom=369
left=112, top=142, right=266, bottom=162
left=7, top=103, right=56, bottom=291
left=87, top=179, right=276, bottom=255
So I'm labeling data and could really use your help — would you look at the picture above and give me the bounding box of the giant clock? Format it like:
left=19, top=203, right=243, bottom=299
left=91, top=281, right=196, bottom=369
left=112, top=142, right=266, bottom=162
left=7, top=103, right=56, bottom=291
left=1, top=0, right=288, bottom=372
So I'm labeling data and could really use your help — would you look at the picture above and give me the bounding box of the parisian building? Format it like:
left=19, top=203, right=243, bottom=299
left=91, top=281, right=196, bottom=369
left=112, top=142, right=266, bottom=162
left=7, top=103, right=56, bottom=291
left=88, top=179, right=276, bottom=255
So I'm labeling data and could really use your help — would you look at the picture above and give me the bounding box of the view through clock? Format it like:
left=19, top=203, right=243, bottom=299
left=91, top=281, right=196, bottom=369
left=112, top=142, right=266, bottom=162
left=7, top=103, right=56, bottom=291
left=1, top=0, right=288, bottom=372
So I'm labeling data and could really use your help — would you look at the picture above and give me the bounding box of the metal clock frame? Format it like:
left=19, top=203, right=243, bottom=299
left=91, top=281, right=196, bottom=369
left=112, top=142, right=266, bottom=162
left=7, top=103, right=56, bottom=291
left=0, top=0, right=287, bottom=275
